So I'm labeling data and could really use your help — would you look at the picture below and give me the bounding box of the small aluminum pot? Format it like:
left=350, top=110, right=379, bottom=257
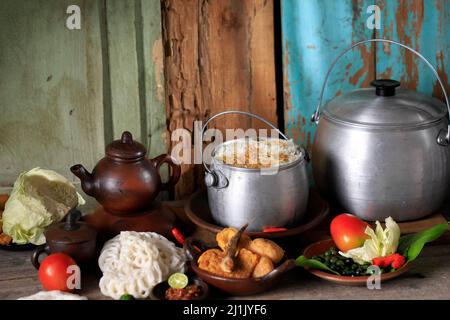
left=202, top=111, right=309, bottom=231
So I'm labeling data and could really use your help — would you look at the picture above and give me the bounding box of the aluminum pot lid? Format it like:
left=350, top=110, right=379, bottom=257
left=322, top=79, right=447, bottom=128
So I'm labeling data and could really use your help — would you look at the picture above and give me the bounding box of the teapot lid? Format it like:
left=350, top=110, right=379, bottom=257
left=45, top=209, right=97, bottom=244
left=106, top=131, right=146, bottom=160
left=322, top=79, right=447, bottom=128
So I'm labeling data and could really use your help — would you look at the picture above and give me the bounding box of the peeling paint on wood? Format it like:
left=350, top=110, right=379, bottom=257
left=281, top=0, right=374, bottom=159
left=376, top=0, right=450, bottom=102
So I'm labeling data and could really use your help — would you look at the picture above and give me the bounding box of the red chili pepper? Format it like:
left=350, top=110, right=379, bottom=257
left=391, top=254, right=406, bottom=269
left=171, top=227, right=185, bottom=245
left=263, top=227, right=288, bottom=233
left=372, top=253, right=406, bottom=269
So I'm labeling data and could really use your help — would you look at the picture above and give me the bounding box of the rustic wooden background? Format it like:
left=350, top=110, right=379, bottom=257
left=0, top=0, right=166, bottom=187
left=161, top=0, right=278, bottom=197
left=1, top=0, right=449, bottom=198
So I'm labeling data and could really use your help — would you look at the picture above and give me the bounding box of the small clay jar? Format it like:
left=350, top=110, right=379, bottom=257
left=70, top=131, right=181, bottom=215
left=31, top=209, right=97, bottom=269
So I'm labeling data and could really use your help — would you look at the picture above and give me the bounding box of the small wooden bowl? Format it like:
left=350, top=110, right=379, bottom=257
left=302, top=239, right=410, bottom=286
left=150, top=276, right=209, bottom=300
left=184, top=237, right=296, bottom=296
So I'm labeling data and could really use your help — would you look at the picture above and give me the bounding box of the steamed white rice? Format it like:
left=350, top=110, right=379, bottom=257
left=213, top=137, right=301, bottom=169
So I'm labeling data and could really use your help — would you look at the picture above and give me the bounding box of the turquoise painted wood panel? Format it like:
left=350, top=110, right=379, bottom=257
left=376, top=0, right=450, bottom=101
left=281, top=0, right=375, bottom=153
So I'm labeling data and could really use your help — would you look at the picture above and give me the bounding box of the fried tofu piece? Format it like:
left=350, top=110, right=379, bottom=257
left=0, top=233, right=12, bottom=246
left=216, top=228, right=251, bottom=251
left=252, top=256, right=274, bottom=278
left=198, top=248, right=259, bottom=279
left=248, top=238, right=284, bottom=264
left=236, top=248, right=259, bottom=278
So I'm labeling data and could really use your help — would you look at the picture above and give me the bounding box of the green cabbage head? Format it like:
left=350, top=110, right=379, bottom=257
left=1, top=168, right=85, bottom=245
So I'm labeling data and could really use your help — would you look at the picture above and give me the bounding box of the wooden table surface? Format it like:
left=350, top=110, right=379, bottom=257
left=1, top=243, right=450, bottom=300
left=1, top=198, right=450, bottom=300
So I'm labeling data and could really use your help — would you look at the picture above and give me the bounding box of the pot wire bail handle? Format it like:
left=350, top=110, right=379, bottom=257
left=200, top=110, right=289, bottom=187
left=311, top=38, right=450, bottom=146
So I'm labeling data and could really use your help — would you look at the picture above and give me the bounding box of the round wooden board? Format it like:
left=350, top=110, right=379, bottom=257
left=185, top=188, right=329, bottom=239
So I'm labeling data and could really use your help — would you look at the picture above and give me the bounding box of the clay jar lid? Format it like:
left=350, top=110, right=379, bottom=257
left=106, top=131, right=146, bottom=160
left=45, top=209, right=97, bottom=245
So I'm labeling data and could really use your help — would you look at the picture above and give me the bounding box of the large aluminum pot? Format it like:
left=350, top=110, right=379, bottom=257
left=312, top=39, right=450, bottom=222
left=202, top=111, right=309, bottom=231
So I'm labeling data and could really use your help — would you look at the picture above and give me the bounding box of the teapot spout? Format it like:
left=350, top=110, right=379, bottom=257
left=70, top=164, right=95, bottom=196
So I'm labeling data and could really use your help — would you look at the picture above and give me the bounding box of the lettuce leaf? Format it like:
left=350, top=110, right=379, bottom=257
left=340, top=216, right=400, bottom=264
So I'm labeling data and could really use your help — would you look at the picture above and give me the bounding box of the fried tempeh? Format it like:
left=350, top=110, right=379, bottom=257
left=0, top=233, right=12, bottom=246
left=198, top=248, right=259, bottom=279
left=0, top=194, right=8, bottom=211
left=216, top=227, right=251, bottom=251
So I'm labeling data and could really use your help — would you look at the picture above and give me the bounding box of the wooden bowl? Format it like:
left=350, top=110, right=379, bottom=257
left=302, top=239, right=410, bottom=286
left=184, top=237, right=296, bottom=296
left=150, top=276, right=209, bottom=300
left=185, top=188, right=328, bottom=239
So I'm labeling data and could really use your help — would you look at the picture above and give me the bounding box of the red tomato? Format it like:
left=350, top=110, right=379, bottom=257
left=330, top=214, right=370, bottom=252
left=38, top=253, right=78, bottom=292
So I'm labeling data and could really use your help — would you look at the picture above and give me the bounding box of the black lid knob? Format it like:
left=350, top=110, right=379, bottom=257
left=371, top=79, right=400, bottom=97
left=65, top=208, right=82, bottom=231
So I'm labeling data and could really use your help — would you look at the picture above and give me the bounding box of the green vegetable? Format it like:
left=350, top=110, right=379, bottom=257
left=2, top=168, right=85, bottom=245
left=119, top=294, right=135, bottom=300
left=398, top=223, right=448, bottom=262
left=168, top=272, right=189, bottom=289
left=295, top=255, right=340, bottom=275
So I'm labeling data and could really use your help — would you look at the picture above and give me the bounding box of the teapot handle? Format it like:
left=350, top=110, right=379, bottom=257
left=151, top=154, right=181, bottom=191
left=31, top=244, right=50, bottom=270
left=311, top=38, right=450, bottom=146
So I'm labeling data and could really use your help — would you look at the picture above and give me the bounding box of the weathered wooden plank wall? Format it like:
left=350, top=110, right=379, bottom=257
left=0, top=0, right=166, bottom=186
left=282, top=0, right=450, bottom=167
left=105, top=0, right=166, bottom=159
left=161, top=0, right=277, bottom=197
left=0, top=0, right=105, bottom=185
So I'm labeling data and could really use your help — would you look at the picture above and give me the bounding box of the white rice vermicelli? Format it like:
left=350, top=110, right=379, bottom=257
left=98, top=231, right=186, bottom=300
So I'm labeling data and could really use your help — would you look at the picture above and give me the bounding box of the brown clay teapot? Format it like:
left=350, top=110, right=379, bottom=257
left=71, top=131, right=181, bottom=215
left=31, top=209, right=97, bottom=268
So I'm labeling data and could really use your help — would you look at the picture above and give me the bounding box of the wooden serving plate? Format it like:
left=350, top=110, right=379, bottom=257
left=185, top=188, right=329, bottom=239
left=184, top=237, right=296, bottom=296
left=83, top=200, right=179, bottom=243
left=302, top=239, right=410, bottom=286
